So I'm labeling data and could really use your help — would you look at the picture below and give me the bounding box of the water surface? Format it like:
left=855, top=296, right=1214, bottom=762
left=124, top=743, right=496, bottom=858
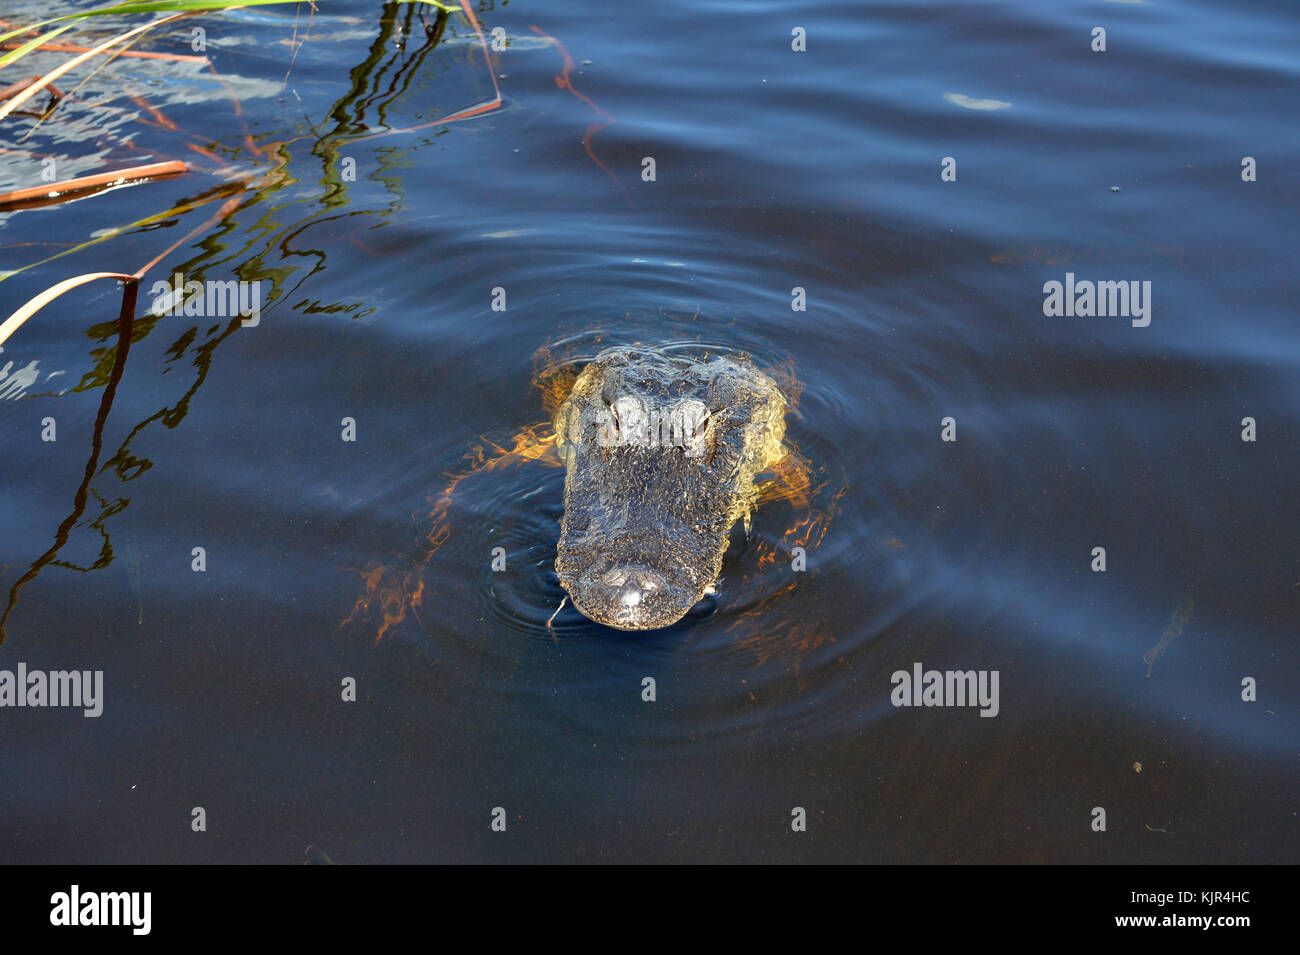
left=0, top=0, right=1296, bottom=863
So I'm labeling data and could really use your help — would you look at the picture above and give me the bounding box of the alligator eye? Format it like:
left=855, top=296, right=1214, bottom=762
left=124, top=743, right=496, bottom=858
left=595, top=406, right=618, bottom=447
left=610, top=395, right=648, bottom=446
left=674, top=398, right=710, bottom=457
left=691, top=411, right=710, bottom=441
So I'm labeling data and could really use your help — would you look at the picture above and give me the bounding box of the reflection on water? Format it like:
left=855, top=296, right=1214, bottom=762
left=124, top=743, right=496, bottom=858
left=1, top=285, right=137, bottom=644
left=0, top=357, right=43, bottom=399
left=0, top=0, right=1296, bottom=863
left=0, top=0, right=486, bottom=639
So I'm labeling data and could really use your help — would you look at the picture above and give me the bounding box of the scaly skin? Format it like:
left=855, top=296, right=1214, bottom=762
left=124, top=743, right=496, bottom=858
left=553, top=346, right=788, bottom=630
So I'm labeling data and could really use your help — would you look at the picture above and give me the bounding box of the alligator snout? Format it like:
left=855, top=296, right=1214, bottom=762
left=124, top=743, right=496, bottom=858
left=570, top=562, right=696, bottom=630
left=598, top=564, right=665, bottom=597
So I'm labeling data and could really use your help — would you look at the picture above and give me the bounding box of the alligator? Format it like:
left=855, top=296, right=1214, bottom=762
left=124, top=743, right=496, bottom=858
left=552, top=346, right=789, bottom=630
left=341, top=342, right=820, bottom=640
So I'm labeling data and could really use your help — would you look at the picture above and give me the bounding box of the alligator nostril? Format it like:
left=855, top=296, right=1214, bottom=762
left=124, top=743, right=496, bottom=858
left=596, top=565, right=667, bottom=608
left=630, top=570, right=660, bottom=592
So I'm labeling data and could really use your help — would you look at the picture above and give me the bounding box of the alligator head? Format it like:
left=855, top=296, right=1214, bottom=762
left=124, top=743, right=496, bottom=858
left=553, top=346, right=788, bottom=630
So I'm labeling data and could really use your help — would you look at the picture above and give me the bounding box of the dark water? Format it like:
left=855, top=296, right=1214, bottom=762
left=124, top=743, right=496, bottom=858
left=1, top=0, right=1296, bottom=863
